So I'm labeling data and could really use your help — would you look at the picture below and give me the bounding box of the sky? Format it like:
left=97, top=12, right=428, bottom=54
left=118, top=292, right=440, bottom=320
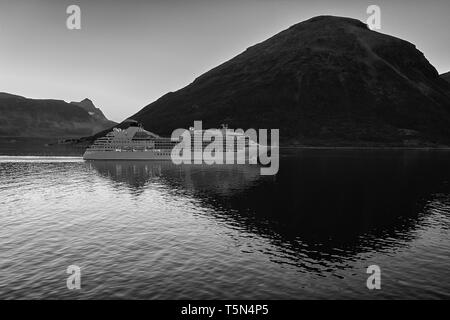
left=1, top=0, right=449, bottom=122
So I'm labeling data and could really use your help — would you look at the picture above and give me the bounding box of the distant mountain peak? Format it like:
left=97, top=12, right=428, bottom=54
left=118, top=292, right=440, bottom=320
left=71, top=98, right=95, bottom=109
left=294, top=15, right=369, bottom=29
left=79, top=98, right=93, bottom=104
left=70, top=98, right=110, bottom=122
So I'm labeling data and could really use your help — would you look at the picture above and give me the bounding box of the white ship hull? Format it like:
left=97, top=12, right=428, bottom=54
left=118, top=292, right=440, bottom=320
left=83, top=150, right=172, bottom=160
left=83, top=150, right=251, bottom=161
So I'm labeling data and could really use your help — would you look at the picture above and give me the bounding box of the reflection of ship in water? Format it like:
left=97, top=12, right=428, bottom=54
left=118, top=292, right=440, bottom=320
left=87, top=160, right=264, bottom=196
left=86, top=151, right=450, bottom=265
left=88, top=160, right=167, bottom=190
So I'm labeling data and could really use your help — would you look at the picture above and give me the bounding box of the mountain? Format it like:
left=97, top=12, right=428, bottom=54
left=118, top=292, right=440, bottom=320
left=0, top=93, right=116, bottom=138
left=442, top=72, right=450, bottom=84
left=70, top=98, right=110, bottom=122
left=124, top=15, right=450, bottom=146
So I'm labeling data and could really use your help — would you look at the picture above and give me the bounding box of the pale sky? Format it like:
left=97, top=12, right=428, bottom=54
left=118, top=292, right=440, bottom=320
left=1, top=0, right=449, bottom=122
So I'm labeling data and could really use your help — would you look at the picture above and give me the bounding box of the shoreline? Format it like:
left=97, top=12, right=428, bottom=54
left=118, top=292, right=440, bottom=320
left=2, top=136, right=450, bottom=157
left=279, top=146, right=450, bottom=150
left=2, top=145, right=450, bottom=157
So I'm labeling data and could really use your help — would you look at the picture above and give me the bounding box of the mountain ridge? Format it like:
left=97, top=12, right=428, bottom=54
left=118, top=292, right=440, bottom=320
left=0, top=92, right=116, bottom=138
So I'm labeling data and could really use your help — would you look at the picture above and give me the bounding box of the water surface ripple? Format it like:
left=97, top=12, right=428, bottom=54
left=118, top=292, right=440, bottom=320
left=0, top=150, right=449, bottom=299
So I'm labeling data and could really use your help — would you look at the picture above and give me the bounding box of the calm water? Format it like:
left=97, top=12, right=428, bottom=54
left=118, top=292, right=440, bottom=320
left=0, top=150, right=450, bottom=299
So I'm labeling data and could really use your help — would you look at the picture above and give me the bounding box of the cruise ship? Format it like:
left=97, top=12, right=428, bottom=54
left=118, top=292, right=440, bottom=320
left=83, top=120, right=259, bottom=161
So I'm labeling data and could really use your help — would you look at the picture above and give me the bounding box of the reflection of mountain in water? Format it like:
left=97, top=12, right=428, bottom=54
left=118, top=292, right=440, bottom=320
left=87, top=151, right=450, bottom=262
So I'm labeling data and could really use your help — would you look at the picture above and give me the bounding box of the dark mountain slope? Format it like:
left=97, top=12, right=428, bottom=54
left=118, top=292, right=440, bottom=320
left=442, top=72, right=450, bottom=84
left=128, top=15, right=450, bottom=146
left=0, top=93, right=116, bottom=138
